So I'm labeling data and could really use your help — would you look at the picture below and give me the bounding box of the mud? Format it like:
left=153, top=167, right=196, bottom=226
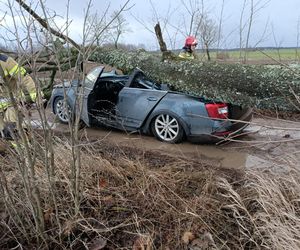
left=30, top=108, right=300, bottom=171
left=225, top=115, right=300, bottom=171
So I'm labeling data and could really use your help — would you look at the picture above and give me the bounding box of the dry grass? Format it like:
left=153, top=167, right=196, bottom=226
left=0, top=135, right=299, bottom=249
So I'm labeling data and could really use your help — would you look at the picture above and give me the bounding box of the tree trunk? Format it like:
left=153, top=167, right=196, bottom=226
left=154, top=23, right=167, bottom=52
left=205, top=43, right=211, bottom=61
left=154, top=23, right=176, bottom=60
left=244, top=0, right=254, bottom=63
left=114, top=32, right=121, bottom=49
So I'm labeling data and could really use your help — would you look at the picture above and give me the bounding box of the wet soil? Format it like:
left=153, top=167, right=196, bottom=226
left=30, top=108, right=300, bottom=171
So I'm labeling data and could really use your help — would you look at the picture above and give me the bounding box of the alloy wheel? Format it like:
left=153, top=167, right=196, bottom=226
left=154, top=114, right=180, bottom=142
left=55, top=99, right=71, bottom=123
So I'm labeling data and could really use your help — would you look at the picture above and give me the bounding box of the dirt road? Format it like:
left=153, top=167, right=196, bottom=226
left=30, top=109, right=300, bottom=171
left=230, top=116, right=300, bottom=171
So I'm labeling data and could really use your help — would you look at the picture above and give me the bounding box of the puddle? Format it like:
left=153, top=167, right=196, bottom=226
left=246, top=121, right=300, bottom=139
left=83, top=127, right=249, bottom=170
left=29, top=120, right=282, bottom=171
left=155, top=143, right=248, bottom=170
left=246, top=155, right=275, bottom=169
left=28, top=113, right=300, bottom=172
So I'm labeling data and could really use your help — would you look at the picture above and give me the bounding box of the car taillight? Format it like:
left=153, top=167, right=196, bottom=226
left=205, top=103, right=228, bottom=119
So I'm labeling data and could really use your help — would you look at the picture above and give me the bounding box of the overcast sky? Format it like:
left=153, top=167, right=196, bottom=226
left=0, top=0, right=299, bottom=50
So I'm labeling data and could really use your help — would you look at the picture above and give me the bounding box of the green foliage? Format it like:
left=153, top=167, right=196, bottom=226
left=91, top=48, right=300, bottom=111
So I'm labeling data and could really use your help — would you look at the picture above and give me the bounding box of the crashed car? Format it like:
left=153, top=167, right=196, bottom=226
left=50, top=66, right=252, bottom=143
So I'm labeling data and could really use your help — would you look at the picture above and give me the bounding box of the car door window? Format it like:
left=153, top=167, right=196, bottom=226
left=84, top=67, right=102, bottom=89
left=131, top=78, right=148, bottom=89
left=139, top=76, right=158, bottom=89
left=130, top=73, right=160, bottom=90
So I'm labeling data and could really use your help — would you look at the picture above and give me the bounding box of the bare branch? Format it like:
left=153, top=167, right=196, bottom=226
left=85, top=0, right=132, bottom=55
left=15, top=0, right=81, bottom=50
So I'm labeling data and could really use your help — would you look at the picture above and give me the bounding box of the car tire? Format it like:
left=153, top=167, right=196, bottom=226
left=53, top=96, right=72, bottom=124
left=151, top=114, right=184, bottom=143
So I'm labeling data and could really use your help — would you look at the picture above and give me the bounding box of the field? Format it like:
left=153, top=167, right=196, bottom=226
left=195, top=48, right=300, bottom=64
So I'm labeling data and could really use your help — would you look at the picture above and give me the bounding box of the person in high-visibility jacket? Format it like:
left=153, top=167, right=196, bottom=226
left=178, top=36, right=198, bottom=60
left=0, top=53, right=37, bottom=140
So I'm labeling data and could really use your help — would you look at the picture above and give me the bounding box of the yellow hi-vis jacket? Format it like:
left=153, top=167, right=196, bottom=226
left=178, top=50, right=195, bottom=60
left=178, top=46, right=196, bottom=60
left=0, top=54, right=37, bottom=111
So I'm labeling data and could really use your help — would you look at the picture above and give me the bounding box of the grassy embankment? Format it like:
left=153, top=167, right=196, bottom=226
left=0, top=134, right=299, bottom=249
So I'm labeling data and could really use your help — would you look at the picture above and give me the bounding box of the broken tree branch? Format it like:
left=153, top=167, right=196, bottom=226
left=154, top=22, right=167, bottom=52
left=154, top=22, right=176, bottom=60
left=15, top=0, right=81, bottom=51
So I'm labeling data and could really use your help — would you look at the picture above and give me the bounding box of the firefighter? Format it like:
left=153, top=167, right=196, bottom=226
left=0, top=53, right=38, bottom=144
left=178, top=36, right=198, bottom=60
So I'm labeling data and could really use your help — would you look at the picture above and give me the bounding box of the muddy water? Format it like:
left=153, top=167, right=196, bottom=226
left=88, top=127, right=250, bottom=170
left=31, top=118, right=248, bottom=170
left=225, top=117, right=300, bottom=171
left=30, top=111, right=300, bottom=171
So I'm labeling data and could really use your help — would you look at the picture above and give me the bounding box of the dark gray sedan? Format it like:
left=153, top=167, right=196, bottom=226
left=50, top=66, right=252, bottom=143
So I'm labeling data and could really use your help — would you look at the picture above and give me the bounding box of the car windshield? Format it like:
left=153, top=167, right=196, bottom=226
left=84, top=67, right=102, bottom=88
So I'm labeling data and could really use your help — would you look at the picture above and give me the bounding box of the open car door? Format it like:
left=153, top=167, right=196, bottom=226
left=80, top=66, right=104, bottom=126
left=116, top=69, right=168, bottom=129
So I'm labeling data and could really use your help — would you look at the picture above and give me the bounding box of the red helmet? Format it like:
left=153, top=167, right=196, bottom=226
left=185, top=36, right=198, bottom=47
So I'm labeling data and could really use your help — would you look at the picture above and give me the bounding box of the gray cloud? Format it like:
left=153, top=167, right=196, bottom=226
left=1, top=0, right=299, bottom=49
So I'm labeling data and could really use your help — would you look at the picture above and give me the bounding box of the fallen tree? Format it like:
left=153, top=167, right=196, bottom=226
left=90, top=48, right=300, bottom=112
left=15, top=0, right=299, bottom=112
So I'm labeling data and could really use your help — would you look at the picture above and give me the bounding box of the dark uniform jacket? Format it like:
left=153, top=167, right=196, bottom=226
left=178, top=46, right=195, bottom=60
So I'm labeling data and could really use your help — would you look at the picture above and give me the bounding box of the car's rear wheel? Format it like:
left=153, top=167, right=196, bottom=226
left=53, top=96, right=72, bottom=124
left=151, top=114, right=184, bottom=143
